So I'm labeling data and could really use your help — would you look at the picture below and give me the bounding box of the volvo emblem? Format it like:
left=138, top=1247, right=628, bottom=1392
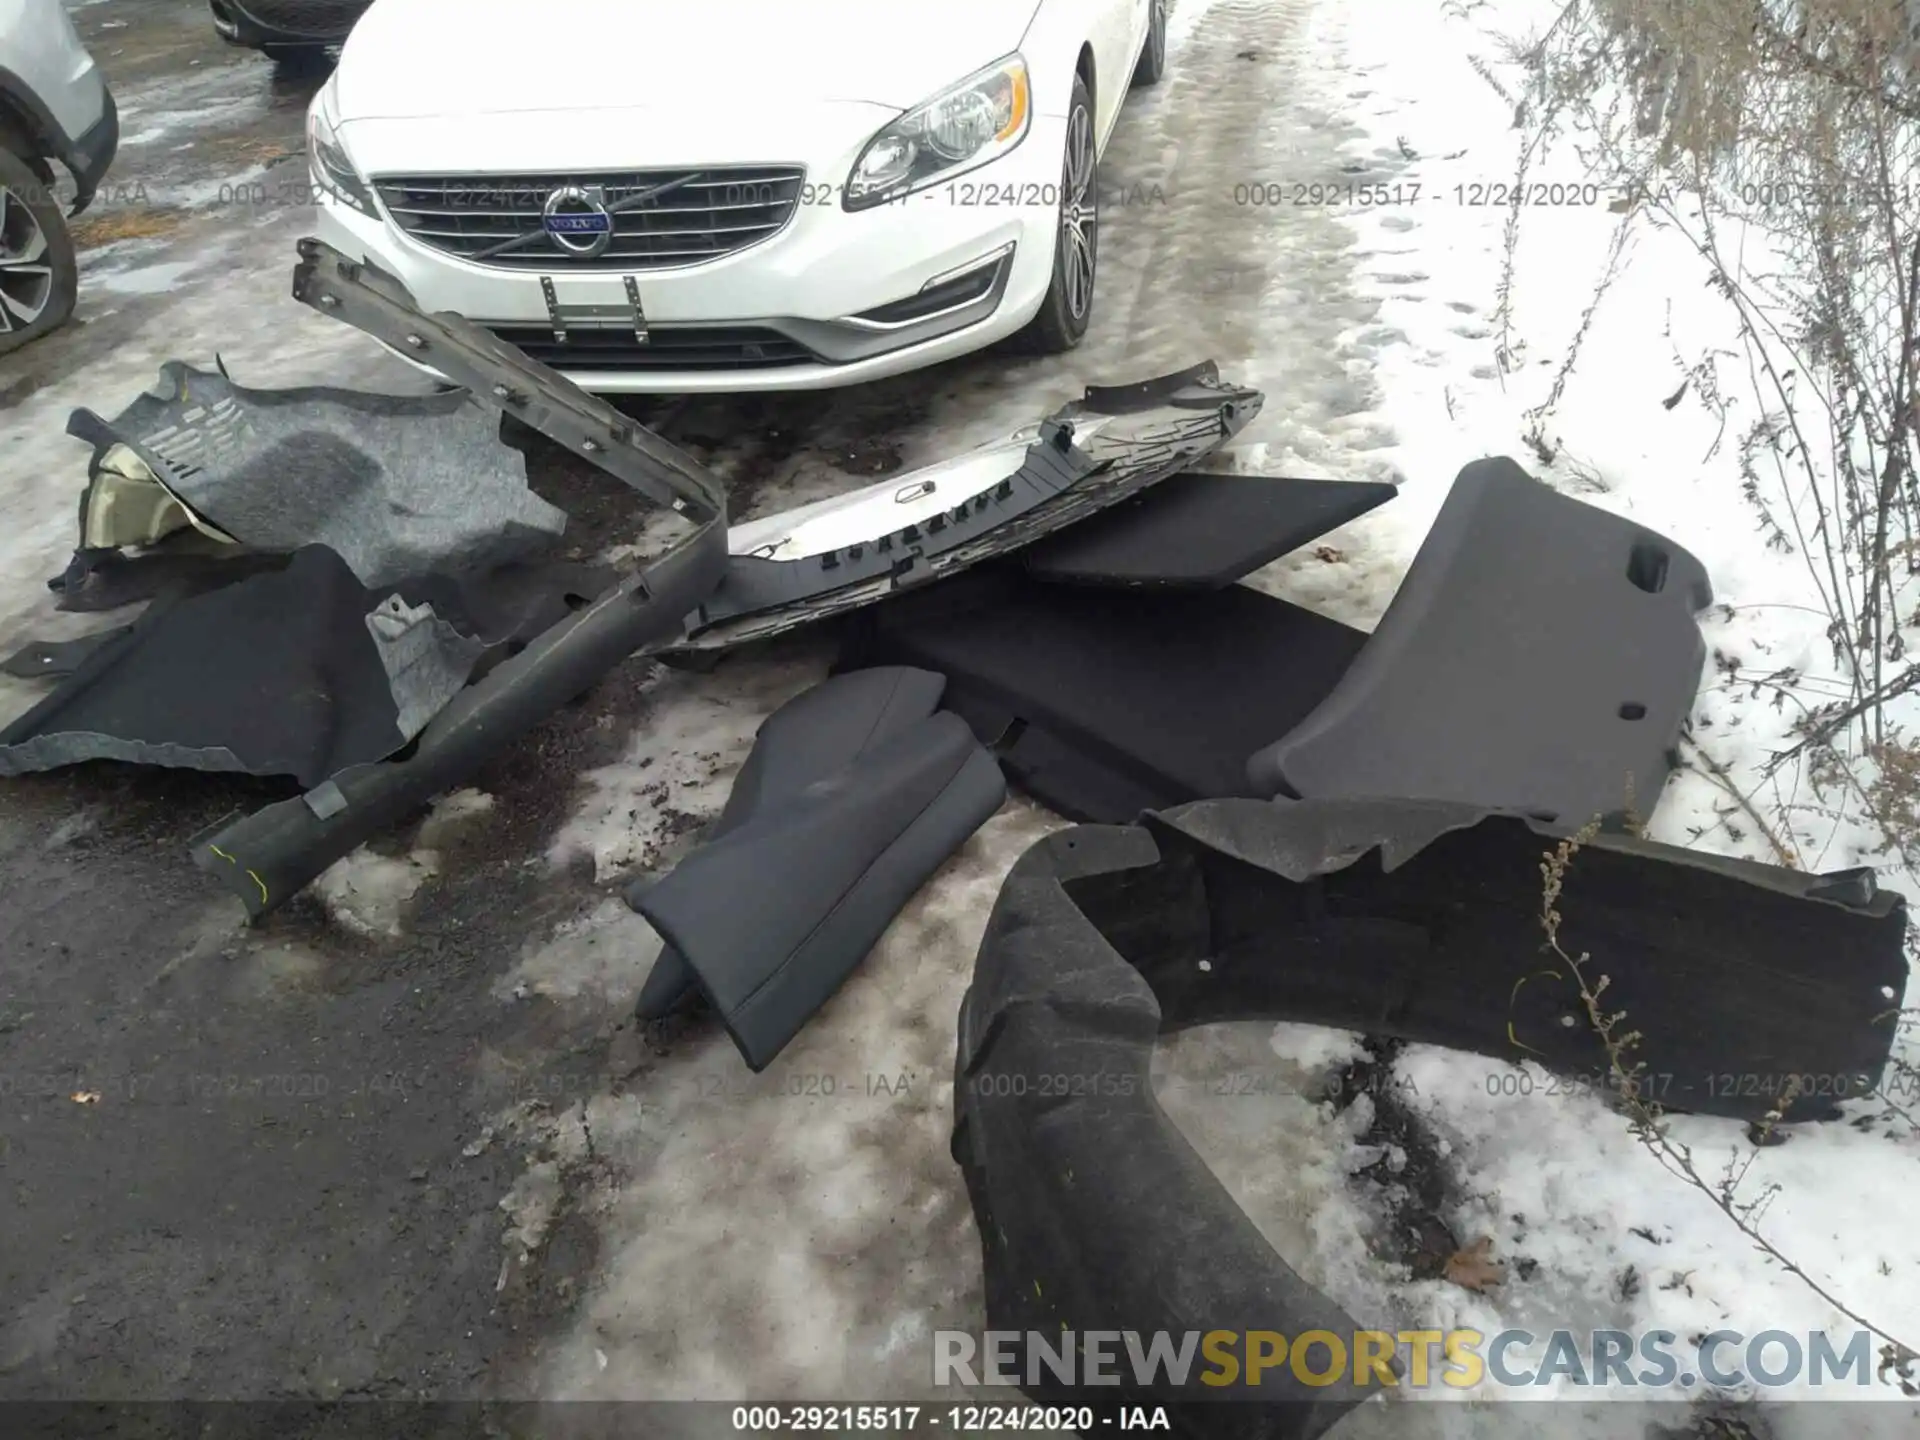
left=541, top=185, right=615, bottom=258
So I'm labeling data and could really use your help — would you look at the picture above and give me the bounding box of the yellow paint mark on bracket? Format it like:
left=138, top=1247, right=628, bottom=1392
left=207, top=844, right=270, bottom=908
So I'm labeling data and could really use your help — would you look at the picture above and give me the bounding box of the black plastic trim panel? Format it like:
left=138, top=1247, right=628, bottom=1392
left=953, top=798, right=1906, bottom=1430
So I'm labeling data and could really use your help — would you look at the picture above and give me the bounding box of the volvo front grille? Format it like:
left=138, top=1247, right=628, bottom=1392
left=373, top=168, right=806, bottom=271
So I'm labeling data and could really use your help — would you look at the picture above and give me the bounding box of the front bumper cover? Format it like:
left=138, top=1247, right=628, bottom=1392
left=674, top=364, right=1264, bottom=653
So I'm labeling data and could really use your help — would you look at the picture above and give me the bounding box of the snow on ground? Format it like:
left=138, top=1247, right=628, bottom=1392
left=312, top=847, right=438, bottom=939
left=110, top=63, right=273, bottom=151
left=312, top=788, right=498, bottom=937
left=520, top=800, right=1067, bottom=1401
left=546, top=646, right=835, bottom=884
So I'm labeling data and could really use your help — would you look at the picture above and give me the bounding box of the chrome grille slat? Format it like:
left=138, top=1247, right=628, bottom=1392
left=394, top=177, right=796, bottom=196
left=404, top=221, right=787, bottom=242
left=373, top=167, right=805, bottom=271
left=388, top=198, right=790, bottom=219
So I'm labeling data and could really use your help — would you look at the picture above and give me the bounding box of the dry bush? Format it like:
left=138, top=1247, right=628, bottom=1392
left=1510, top=0, right=1920, bottom=844
left=1500, top=2, right=1920, bottom=1370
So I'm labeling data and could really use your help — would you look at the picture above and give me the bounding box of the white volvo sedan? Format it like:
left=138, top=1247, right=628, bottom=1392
left=306, top=0, right=1169, bottom=393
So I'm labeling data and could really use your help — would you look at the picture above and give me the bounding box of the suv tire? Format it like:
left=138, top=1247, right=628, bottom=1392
left=0, top=145, right=78, bottom=357
left=261, top=44, right=335, bottom=72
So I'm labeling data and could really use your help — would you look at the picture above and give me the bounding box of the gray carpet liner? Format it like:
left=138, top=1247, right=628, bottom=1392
left=1246, top=457, right=1713, bottom=825
left=66, top=362, right=567, bottom=589
left=364, top=593, right=488, bottom=739
left=189, top=237, right=733, bottom=919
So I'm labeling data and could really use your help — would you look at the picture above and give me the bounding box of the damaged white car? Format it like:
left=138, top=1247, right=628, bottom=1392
left=306, top=0, right=1168, bottom=392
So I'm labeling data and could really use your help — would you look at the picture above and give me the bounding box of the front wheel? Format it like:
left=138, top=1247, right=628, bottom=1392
left=0, top=146, right=79, bottom=357
left=1014, top=75, right=1098, bottom=356
left=1133, top=0, right=1168, bottom=87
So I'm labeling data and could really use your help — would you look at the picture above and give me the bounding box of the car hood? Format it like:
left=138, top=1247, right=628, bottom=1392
left=335, top=0, right=1044, bottom=120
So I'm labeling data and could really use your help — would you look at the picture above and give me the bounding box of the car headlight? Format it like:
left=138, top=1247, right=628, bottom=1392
left=308, top=82, right=376, bottom=216
left=844, top=55, right=1031, bottom=212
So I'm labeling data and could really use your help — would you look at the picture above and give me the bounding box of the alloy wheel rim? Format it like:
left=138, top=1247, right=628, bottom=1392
left=0, top=187, right=53, bottom=333
left=1060, top=104, right=1098, bottom=321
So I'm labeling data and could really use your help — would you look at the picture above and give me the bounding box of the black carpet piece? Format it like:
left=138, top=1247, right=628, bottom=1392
left=631, top=709, right=1006, bottom=1071
left=0, top=546, right=483, bottom=785
left=844, top=458, right=1712, bottom=832
left=631, top=666, right=950, bottom=1019
left=2, top=627, right=134, bottom=680
left=1022, top=471, right=1397, bottom=589
left=837, top=569, right=1367, bottom=823
left=48, top=546, right=292, bottom=613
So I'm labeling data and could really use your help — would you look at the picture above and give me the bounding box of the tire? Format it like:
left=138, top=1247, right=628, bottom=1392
left=1013, top=75, right=1098, bottom=356
left=0, top=146, right=78, bottom=358
left=1132, top=0, right=1169, bottom=87
left=261, top=44, right=335, bottom=72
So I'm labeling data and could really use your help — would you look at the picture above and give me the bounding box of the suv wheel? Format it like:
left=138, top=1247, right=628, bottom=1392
left=0, top=147, right=78, bottom=357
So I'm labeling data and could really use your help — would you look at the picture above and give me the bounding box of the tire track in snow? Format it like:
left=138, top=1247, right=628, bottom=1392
left=1083, top=0, right=1385, bottom=401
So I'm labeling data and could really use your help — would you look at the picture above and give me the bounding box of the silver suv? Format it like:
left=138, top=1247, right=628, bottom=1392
left=0, top=0, right=118, bottom=355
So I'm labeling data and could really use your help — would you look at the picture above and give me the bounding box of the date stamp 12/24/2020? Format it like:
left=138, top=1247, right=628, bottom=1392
left=1226, top=177, right=1917, bottom=213
left=1228, top=180, right=1637, bottom=208
left=729, top=1402, right=1172, bottom=1432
